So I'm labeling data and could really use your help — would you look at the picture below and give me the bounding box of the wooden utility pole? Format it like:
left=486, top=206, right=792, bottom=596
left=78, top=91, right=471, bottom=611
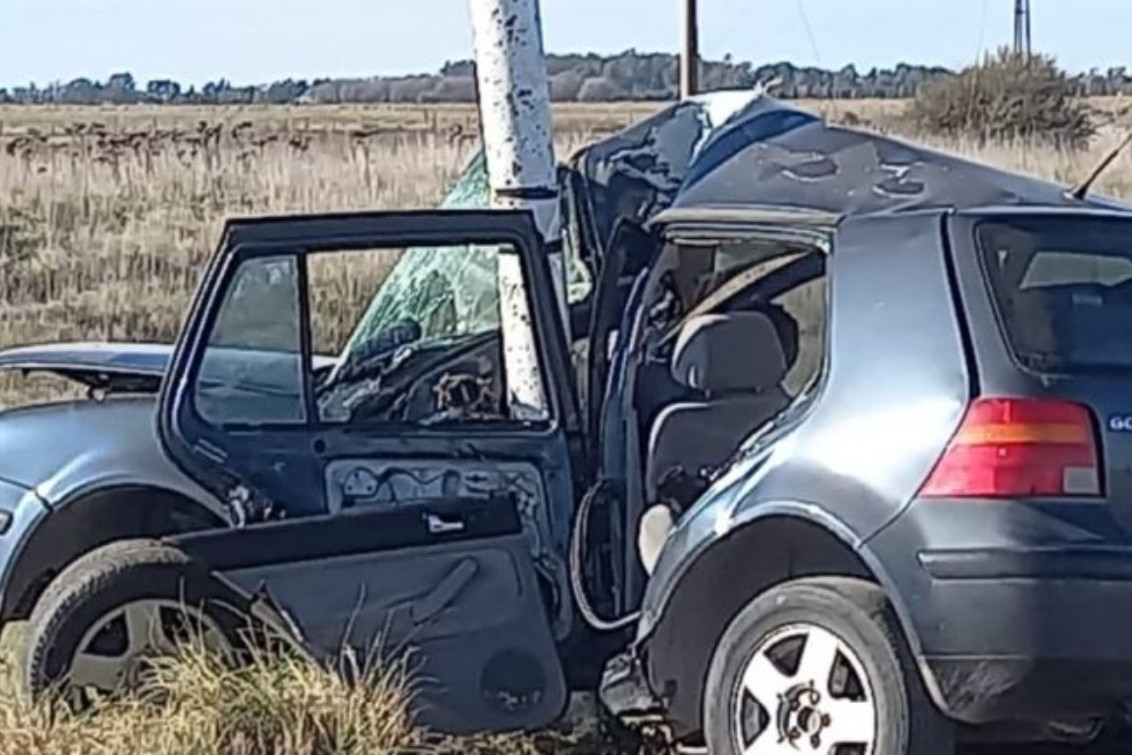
left=1013, top=0, right=1032, bottom=58
left=680, top=0, right=699, bottom=97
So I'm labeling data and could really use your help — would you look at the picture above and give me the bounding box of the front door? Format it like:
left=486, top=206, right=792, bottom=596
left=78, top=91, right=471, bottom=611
left=158, top=209, right=581, bottom=734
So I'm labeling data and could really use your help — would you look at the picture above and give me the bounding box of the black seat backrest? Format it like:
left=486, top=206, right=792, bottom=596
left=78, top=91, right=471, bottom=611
left=646, top=312, right=792, bottom=505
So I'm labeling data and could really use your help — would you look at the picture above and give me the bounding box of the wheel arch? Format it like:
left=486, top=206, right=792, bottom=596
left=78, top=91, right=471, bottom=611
left=2, top=484, right=226, bottom=622
left=639, top=509, right=928, bottom=738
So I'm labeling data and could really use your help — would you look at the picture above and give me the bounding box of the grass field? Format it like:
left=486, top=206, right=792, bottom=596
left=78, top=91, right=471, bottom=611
left=2, top=97, right=1132, bottom=752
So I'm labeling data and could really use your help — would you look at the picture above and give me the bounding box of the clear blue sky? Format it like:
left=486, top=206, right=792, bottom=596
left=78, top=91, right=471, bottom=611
left=1, top=0, right=1128, bottom=88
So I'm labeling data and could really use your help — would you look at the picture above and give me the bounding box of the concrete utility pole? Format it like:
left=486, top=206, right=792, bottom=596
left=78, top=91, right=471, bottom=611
left=1013, top=0, right=1032, bottom=58
left=680, top=0, right=700, bottom=97
left=469, top=0, right=564, bottom=419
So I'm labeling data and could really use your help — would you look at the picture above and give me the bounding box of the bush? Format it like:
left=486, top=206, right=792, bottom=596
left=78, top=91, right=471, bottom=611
left=909, top=48, right=1095, bottom=149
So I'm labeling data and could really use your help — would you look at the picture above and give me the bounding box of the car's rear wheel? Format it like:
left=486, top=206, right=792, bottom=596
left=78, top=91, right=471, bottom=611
left=703, top=576, right=954, bottom=755
left=24, top=539, right=252, bottom=708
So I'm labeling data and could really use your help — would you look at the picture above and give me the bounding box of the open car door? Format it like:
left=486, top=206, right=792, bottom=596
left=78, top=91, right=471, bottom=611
left=158, top=210, right=582, bottom=735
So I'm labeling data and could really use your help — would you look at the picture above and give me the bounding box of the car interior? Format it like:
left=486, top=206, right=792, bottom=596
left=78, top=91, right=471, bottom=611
left=607, top=235, right=828, bottom=579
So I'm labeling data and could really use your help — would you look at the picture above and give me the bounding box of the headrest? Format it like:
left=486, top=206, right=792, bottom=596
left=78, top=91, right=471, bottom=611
left=671, top=312, right=789, bottom=393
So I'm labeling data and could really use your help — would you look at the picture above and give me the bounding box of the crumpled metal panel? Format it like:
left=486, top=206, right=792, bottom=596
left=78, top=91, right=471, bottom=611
left=670, top=97, right=1131, bottom=217
left=567, top=95, right=1131, bottom=255
left=567, top=91, right=771, bottom=258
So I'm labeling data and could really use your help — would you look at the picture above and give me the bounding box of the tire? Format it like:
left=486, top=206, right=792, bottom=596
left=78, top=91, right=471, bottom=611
left=703, top=576, right=954, bottom=755
left=24, top=538, right=253, bottom=705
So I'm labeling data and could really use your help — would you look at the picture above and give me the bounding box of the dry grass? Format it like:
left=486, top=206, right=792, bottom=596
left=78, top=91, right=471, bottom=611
left=0, top=624, right=612, bottom=755
left=0, top=104, right=618, bottom=404
left=0, top=638, right=578, bottom=755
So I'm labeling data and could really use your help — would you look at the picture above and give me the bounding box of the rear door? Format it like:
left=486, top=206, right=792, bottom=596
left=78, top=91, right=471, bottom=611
left=159, top=209, right=581, bottom=734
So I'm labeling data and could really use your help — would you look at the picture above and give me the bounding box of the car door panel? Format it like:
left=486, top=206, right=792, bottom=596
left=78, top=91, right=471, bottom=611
left=160, top=210, right=582, bottom=518
left=170, top=495, right=565, bottom=734
left=322, top=454, right=573, bottom=636
left=158, top=210, right=580, bottom=735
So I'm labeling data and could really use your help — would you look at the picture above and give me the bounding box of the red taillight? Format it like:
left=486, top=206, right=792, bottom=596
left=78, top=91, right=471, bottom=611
left=919, top=398, right=1101, bottom=498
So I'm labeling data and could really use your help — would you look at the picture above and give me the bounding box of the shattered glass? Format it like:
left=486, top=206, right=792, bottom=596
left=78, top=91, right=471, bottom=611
left=334, top=149, right=590, bottom=381
left=335, top=151, right=500, bottom=374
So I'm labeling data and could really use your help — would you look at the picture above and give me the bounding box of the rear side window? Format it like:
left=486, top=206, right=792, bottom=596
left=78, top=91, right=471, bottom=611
left=977, top=216, right=1132, bottom=373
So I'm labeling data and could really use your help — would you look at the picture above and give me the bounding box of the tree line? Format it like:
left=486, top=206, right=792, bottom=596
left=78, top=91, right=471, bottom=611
left=4, top=51, right=1131, bottom=105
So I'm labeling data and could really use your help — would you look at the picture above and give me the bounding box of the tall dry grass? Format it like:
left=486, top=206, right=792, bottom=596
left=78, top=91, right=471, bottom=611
left=0, top=640, right=575, bottom=755
left=0, top=105, right=609, bottom=403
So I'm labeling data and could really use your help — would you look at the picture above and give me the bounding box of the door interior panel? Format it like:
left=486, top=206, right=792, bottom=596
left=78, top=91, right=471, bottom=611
left=169, top=496, right=567, bottom=734
left=324, top=457, right=570, bottom=631
left=157, top=212, right=580, bottom=734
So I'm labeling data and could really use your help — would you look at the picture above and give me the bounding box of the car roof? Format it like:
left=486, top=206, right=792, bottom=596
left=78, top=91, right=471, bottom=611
left=670, top=96, right=1132, bottom=221
left=572, top=92, right=1132, bottom=240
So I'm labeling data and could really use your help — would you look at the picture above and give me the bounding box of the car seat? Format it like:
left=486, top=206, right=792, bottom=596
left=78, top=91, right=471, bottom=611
left=638, top=311, right=792, bottom=574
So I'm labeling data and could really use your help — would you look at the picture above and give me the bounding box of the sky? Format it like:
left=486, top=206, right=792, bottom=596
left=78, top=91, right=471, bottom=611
left=1, top=0, right=1130, bottom=89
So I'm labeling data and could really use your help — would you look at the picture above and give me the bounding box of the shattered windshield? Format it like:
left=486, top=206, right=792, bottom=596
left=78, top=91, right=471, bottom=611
left=333, top=150, right=590, bottom=379
left=335, top=151, right=500, bottom=372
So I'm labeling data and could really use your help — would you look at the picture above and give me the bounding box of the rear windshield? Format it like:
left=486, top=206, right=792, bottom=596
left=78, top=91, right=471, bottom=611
left=977, top=215, right=1132, bottom=374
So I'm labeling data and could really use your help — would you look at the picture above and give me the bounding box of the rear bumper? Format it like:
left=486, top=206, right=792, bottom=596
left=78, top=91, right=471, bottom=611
left=874, top=500, right=1132, bottom=725
left=917, top=549, right=1132, bottom=723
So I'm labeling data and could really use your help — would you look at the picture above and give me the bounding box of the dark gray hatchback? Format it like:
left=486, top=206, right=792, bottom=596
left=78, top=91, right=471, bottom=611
left=1, top=94, right=1132, bottom=755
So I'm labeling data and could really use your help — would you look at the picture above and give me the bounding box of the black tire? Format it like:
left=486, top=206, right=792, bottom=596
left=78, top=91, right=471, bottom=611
left=703, top=576, right=955, bottom=755
left=24, top=538, right=253, bottom=704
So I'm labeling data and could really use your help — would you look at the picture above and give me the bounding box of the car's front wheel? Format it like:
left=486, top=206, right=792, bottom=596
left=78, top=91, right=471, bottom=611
left=24, top=539, right=252, bottom=708
left=703, top=576, right=954, bottom=755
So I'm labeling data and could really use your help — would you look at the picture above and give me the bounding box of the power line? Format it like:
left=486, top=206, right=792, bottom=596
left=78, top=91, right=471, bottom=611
left=795, top=0, right=822, bottom=64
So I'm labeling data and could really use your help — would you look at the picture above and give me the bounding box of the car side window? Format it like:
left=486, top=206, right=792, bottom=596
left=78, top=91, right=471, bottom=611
left=194, top=255, right=306, bottom=426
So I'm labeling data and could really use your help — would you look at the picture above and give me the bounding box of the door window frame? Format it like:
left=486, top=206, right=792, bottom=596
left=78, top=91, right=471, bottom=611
left=163, top=211, right=581, bottom=444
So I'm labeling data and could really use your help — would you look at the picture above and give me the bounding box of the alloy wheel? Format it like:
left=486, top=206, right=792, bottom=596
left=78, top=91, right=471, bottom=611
left=731, top=622, right=877, bottom=754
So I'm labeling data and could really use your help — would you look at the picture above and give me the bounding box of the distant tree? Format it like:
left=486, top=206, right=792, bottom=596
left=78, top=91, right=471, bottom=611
left=5, top=51, right=1122, bottom=106
left=55, top=78, right=101, bottom=104
left=146, top=79, right=181, bottom=103
left=439, top=60, right=475, bottom=78
left=577, top=76, right=624, bottom=102
left=388, top=76, right=436, bottom=103
left=202, top=79, right=230, bottom=103
left=217, top=86, right=255, bottom=104
left=549, top=70, right=586, bottom=102
left=105, top=71, right=136, bottom=101
left=421, top=76, right=477, bottom=103
left=258, top=79, right=308, bottom=104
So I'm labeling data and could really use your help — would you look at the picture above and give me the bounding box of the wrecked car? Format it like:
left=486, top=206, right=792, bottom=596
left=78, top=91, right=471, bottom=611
left=3, top=92, right=1132, bottom=754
